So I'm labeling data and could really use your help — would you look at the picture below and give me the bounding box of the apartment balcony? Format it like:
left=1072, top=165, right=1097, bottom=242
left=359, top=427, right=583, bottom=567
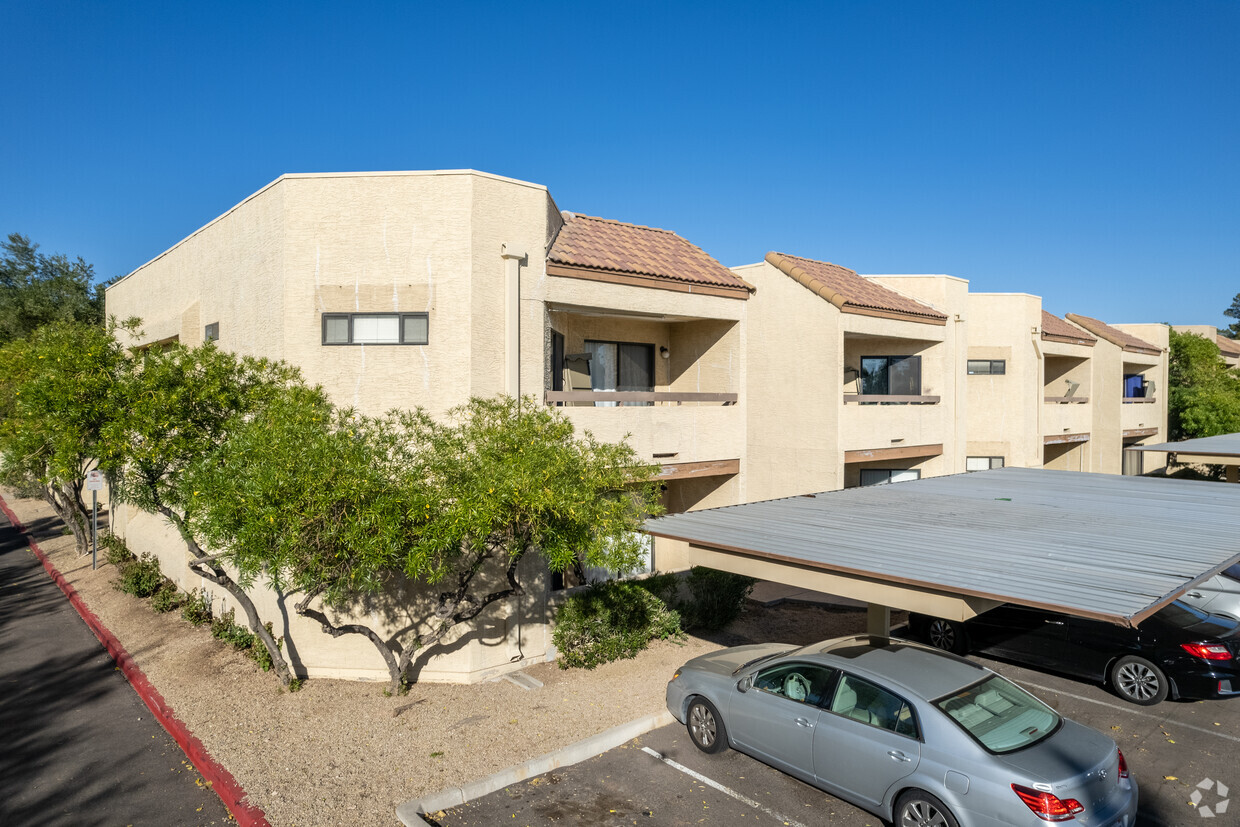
left=840, top=399, right=945, bottom=452
left=1043, top=399, right=1092, bottom=438
left=1121, top=396, right=1159, bottom=433
left=547, top=394, right=742, bottom=470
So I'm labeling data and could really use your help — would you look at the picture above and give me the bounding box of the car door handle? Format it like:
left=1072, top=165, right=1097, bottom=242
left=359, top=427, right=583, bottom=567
left=888, top=750, right=912, bottom=762
left=1187, top=591, right=1203, bottom=599
left=795, top=717, right=814, bottom=729
left=1044, top=620, right=1065, bottom=626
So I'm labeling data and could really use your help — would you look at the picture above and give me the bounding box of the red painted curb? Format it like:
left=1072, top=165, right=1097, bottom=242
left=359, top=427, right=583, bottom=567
left=0, top=493, right=271, bottom=827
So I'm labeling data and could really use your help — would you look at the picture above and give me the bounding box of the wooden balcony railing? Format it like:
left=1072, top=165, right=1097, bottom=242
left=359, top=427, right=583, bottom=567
left=843, top=394, right=941, bottom=405
left=1044, top=396, right=1090, bottom=404
left=545, top=391, right=738, bottom=405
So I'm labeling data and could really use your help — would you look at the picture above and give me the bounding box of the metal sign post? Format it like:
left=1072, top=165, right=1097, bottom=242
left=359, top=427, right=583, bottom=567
left=86, top=470, right=104, bottom=570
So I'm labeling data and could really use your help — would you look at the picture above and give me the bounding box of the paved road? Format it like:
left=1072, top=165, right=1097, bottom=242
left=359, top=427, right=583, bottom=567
left=0, top=507, right=233, bottom=826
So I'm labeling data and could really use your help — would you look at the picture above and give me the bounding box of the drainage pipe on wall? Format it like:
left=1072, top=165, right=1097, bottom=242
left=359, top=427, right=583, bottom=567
left=501, top=245, right=527, bottom=398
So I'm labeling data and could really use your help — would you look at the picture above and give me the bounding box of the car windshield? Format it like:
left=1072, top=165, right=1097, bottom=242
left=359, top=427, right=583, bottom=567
left=935, top=675, right=1060, bottom=754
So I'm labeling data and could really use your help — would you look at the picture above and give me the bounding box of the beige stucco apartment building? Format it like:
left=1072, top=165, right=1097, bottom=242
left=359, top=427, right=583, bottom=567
left=106, top=169, right=1170, bottom=683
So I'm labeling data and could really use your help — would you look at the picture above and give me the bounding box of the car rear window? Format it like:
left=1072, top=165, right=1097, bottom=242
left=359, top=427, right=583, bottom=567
left=1154, top=601, right=1210, bottom=627
left=935, top=676, right=1060, bottom=754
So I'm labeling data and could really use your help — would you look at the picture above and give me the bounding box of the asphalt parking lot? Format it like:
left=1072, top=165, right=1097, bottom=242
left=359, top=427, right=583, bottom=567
left=425, top=654, right=1240, bottom=827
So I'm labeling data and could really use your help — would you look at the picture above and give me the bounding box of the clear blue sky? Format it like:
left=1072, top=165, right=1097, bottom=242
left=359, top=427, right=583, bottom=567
left=3, top=1, right=1237, bottom=326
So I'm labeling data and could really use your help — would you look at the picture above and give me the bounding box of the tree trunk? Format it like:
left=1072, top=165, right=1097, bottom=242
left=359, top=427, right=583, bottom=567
left=42, top=482, right=89, bottom=556
left=156, top=503, right=297, bottom=688
left=294, top=592, right=404, bottom=693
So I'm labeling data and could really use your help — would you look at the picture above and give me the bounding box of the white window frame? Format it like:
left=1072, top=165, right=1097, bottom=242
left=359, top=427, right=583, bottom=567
left=966, top=456, right=1005, bottom=472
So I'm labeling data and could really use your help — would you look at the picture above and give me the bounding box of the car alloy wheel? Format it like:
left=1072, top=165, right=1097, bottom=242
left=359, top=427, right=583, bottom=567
left=896, top=791, right=959, bottom=827
left=927, top=619, right=966, bottom=654
left=1111, top=656, right=1168, bottom=705
left=686, top=698, right=728, bottom=754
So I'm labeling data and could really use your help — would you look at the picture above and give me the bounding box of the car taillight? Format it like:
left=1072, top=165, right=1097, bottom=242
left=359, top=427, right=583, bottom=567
left=1012, top=784, right=1085, bottom=821
left=1181, top=642, right=1232, bottom=660
left=1117, top=748, right=1129, bottom=779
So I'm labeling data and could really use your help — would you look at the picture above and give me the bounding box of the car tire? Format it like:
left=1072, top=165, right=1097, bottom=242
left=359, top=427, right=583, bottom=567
left=894, top=789, right=960, bottom=827
left=685, top=697, right=728, bottom=754
left=1110, top=655, right=1169, bottom=706
left=925, top=618, right=969, bottom=655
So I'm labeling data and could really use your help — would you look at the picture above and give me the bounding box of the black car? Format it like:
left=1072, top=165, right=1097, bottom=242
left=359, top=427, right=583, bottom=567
left=908, top=601, right=1240, bottom=706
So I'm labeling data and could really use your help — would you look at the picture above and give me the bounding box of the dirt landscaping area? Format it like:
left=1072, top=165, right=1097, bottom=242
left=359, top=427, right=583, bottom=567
left=2, top=489, right=887, bottom=826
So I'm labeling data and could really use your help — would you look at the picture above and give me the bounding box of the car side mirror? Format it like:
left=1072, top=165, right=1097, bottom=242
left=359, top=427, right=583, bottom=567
left=737, top=675, right=753, bottom=693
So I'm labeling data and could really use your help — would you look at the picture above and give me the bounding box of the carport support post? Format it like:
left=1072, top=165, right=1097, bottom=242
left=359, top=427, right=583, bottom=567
left=866, top=603, right=891, bottom=637
left=1228, top=466, right=1238, bottom=484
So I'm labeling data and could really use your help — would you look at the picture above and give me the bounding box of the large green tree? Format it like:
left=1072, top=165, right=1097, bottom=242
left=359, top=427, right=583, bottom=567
left=102, top=342, right=308, bottom=687
left=1224, top=293, right=1240, bottom=339
left=185, top=395, right=663, bottom=694
left=1168, top=328, right=1240, bottom=448
left=0, top=321, right=132, bottom=553
left=0, top=234, right=106, bottom=344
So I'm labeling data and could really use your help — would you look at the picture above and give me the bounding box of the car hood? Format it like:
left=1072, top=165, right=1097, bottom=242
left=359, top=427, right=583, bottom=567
left=679, top=643, right=796, bottom=678
left=999, top=717, right=1116, bottom=785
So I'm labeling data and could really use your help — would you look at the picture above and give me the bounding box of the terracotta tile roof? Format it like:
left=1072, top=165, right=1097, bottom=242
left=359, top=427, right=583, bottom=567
left=1065, top=314, right=1162, bottom=355
left=764, top=252, right=947, bottom=324
left=1041, top=311, right=1096, bottom=346
left=1217, top=335, right=1240, bottom=357
left=547, top=213, right=751, bottom=295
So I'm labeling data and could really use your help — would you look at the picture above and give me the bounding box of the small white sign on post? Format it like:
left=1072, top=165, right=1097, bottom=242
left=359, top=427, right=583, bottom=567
left=85, top=469, right=105, bottom=491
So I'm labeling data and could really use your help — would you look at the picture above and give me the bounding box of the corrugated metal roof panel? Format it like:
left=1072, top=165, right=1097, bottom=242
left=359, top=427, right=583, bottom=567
left=1136, top=433, right=1240, bottom=457
left=645, top=467, right=1240, bottom=624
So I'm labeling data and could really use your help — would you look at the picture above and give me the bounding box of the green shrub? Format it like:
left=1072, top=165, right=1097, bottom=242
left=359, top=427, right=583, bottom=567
left=100, top=533, right=135, bottom=568
left=635, top=571, right=680, bottom=606
left=116, top=553, right=165, bottom=598
left=181, top=589, right=213, bottom=626
left=553, top=580, right=683, bottom=670
left=680, top=567, right=755, bottom=630
left=211, top=608, right=258, bottom=649
left=150, top=582, right=185, bottom=613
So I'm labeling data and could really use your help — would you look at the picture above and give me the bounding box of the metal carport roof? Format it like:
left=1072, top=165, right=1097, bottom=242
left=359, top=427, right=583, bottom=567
left=1135, top=433, right=1240, bottom=461
left=645, top=467, right=1240, bottom=627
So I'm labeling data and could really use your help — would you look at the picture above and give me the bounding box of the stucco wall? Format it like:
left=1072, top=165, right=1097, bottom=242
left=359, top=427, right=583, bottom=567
left=965, top=293, right=1042, bottom=468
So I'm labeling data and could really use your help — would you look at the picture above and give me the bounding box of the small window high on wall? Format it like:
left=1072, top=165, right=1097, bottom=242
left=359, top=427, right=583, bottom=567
left=966, top=457, right=1005, bottom=471
left=322, top=313, right=429, bottom=345
left=859, top=469, right=921, bottom=487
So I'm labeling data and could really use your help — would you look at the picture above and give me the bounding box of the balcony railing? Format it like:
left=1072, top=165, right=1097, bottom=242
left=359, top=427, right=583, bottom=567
left=1122, top=397, right=1156, bottom=404
left=1044, top=396, right=1090, bottom=404
left=545, top=391, right=737, bottom=405
left=843, top=394, right=941, bottom=405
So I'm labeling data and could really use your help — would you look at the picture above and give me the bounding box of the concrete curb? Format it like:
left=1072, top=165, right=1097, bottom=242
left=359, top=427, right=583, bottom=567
left=0, top=493, right=271, bottom=827
left=396, top=710, right=675, bottom=826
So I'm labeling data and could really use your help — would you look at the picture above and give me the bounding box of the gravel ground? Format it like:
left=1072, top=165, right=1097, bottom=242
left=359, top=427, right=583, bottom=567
left=3, top=490, right=893, bottom=826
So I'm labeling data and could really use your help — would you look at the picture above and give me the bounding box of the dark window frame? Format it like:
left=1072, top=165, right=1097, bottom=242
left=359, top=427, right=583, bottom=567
left=204, top=322, right=219, bottom=342
left=583, top=338, right=656, bottom=393
left=860, top=355, right=922, bottom=395
left=966, top=456, right=1005, bottom=472
left=321, top=312, right=429, bottom=346
left=859, top=468, right=922, bottom=487
left=967, top=359, right=1006, bottom=375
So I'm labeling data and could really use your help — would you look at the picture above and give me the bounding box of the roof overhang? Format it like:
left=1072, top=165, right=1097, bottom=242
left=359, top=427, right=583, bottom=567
left=646, top=467, right=1240, bottom=628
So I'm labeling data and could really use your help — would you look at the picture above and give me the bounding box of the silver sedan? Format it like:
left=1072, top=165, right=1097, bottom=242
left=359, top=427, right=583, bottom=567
left=666, top=635, right=1138, bottom=827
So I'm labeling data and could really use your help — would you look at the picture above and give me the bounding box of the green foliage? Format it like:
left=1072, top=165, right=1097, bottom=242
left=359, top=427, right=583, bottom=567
left=553, top=580, right=684, bottom=670
left=181, top=589, right=213, bottom=626
left=151, top=583, right=185, bottom=613
left=1224, top=293, right=1240, bottom=339
left=0, top=233, right=105, bottom=345
left=115, top=553, right=166, bottom=598
left=0, top=321, right=134, bottom=553
left=101, top=533, right=135, bottom=568
left=636, top=568, right=755, bottom=630
left=680, top=568, right=756, bottom=630
left=208, top=609, right=281, bottom=671
left=1168, top=329, right=1240, bottom=448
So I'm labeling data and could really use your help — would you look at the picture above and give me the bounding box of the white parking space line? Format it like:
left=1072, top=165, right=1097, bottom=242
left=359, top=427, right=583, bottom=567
left=1016, top=680, right=1240, bottom=744
left=640, top=747, right=811, bottom=827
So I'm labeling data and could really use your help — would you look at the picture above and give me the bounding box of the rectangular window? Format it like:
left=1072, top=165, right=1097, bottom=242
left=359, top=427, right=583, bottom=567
left=967, top=359, right=1006, bottom=375
left=966, top=457, right=1005, bottom=472
left=584, top=340, right=654, bottom=406
left=859, top=469, right=921, bottom=487
left=860, top=356, right=921, bottom=395
left=1123, top=373, right=1145, bottom=398
left=204, top=322, right=219, bottom=342
left=321, top=313, right=429, bottom=346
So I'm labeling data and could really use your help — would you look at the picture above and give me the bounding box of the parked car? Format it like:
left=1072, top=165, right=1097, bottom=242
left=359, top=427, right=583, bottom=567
left=1179, top=565, right=1240, bottom=620
left=909, top=601, right=1240, bottom=705
left=666, top=635, right=1138, bottom=827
